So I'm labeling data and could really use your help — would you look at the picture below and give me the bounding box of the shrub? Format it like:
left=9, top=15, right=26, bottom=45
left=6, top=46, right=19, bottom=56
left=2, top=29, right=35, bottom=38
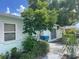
left=0, top=54, right=5, bottom=59
left=21, top=36, right=49, bottom=59
left=63, top=28, right=77, bottom=58
left=38, top=41, right=49, bottom=56
left=10, top=47, right=21, bottom=59
left=20, top=52, right=35, bottom=59
left=31, top=41, right=49, bottom=57
left=22, top=36, right=38, bottom=52
left=5, top=52, right=9, bottom=59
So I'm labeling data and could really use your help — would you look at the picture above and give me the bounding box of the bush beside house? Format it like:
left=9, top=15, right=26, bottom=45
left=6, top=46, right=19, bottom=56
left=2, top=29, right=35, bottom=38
left=0, top=36, right=49, bottom=59
left=21, top=36, right=49, bottom=59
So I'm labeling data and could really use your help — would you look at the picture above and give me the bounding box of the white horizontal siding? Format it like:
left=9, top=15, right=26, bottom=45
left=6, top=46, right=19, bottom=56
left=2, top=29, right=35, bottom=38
left=0, top=16, right=24, bottom=54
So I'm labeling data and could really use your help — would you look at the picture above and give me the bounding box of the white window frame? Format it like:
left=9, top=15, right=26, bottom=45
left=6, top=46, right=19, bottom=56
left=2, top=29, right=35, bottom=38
left=4, top=23, right=16, bottom=41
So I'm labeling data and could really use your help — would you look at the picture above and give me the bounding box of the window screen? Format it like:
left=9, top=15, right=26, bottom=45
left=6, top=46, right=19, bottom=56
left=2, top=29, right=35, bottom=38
left=4, top=24, right=16, bottom=41
left=4, top=24, right=15, bottom=32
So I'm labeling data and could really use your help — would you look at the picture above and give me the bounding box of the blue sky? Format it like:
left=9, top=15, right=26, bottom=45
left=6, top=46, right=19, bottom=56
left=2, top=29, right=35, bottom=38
left=0, top=0, right=28, bottom=13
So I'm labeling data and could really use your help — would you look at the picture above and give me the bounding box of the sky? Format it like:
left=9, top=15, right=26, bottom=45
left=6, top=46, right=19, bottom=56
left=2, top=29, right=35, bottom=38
left=0, top=0, right=28, bottom=16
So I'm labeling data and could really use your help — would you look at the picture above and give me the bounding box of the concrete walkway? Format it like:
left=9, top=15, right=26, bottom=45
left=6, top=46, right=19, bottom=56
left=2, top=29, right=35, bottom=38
left=42, top=43, right=64, bottom=59
left=42, top=43, right=79, bottom=59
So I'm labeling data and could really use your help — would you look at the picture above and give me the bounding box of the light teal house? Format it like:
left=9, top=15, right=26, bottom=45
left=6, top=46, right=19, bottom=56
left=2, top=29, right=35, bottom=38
left=0, top=13, right=23, bottom=54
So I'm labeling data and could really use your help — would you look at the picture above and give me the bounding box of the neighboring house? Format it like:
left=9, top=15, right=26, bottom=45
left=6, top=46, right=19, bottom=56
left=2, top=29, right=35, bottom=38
left=39, top=24, right=79, bottom=42
left=40, top=25, right=62, bottom=42
left=0, top=13, right=23, bottom=54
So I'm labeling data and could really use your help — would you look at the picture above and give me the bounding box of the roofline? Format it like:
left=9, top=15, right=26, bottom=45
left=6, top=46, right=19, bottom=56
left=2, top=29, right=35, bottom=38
left=0, top=13, right=23, bottom=20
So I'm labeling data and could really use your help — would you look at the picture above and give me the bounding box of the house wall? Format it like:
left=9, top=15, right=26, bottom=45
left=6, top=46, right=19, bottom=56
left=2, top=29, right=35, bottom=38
left=0, top=15, right=24, bottom=54
left=48, top=28, right=62, bottom=42
left=39, top=27, right=62, bottom=42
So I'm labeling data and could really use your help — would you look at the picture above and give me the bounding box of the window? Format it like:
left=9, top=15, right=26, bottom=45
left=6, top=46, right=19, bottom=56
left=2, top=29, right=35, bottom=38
left=51, top=29, right=56, bottom=39
left=4, top=24, right=16, bottom=41
left=76, top=33, right=79, bottom=38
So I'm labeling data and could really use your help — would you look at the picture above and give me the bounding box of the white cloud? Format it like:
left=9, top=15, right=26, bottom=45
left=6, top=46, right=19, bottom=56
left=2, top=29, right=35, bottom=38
left=6, top=7, right=10, bottom=14
left=17, top=5, right=25, bottom=13
left=5, top=5, right=25, bottom=16
left=11, top=13, right=20, bottom=16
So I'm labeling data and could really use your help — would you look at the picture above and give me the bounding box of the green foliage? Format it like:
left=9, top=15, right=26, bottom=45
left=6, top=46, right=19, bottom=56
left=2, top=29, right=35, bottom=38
left=5, top=52, right=9, bottom=59
left=49, top=0, right=78, bottom=26
left=11, top=47, right=21, bottom=59
left=63, top=28, right=77, bottom=57
left=20, top=52, right=35, bottom=59
left=22, top=36, right=38, bottom=52
left=0, top=37, right=49, bottom=59
left=29, top=0, right=47, bottom=10
left=21, top=36, right=49, bottom=59
left=65, top=34, right=76, bottom=45
left=0, top=54, right=5, bottom=59
left=63, top=29, right=77, bottom=45
left=38, top=41, right=49, bottom=56
left=48, top=0, right=59, bottom=10
left=21, top=0, right=58, bottom=35
left=57, top=10, right=77, bottom=26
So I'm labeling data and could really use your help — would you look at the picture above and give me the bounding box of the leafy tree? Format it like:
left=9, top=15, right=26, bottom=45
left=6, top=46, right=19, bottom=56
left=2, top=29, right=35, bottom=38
left=49, top=0, right=78, bottom=26
left=21, top=0, right=58, bottom=35
left=29, top=0, right=48, bottom=10
left=48, top=0, right=59, bottom=10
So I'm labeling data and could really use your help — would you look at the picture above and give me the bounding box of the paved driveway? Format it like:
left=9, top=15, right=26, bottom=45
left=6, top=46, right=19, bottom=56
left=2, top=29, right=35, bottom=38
left=42, top=43, right=64, bottom=59
left=41, top=42, right=79, bottom=59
